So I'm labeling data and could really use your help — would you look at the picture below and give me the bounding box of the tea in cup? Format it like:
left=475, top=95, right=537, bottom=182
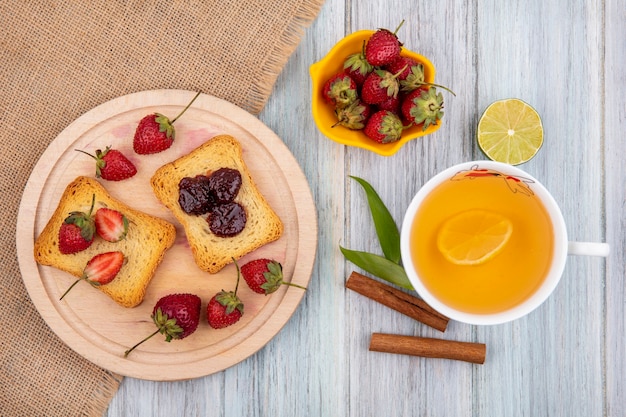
left=400, top=160, right=609, bottom=325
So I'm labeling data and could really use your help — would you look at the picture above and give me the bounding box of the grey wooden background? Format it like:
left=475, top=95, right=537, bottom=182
left=105, top=0, right=625, bottom=416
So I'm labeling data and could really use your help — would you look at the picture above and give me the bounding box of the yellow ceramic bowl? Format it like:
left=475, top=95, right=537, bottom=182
left=310, top=30, right=440, bottom=157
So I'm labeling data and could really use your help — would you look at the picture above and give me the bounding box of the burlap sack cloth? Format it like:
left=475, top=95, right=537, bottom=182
left=0, top=1, right=324, bottom=415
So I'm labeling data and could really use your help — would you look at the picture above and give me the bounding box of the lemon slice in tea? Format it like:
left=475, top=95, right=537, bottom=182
left=437, top=209, right=513, bottom=265
left=477, top=99, right=544, bottom=165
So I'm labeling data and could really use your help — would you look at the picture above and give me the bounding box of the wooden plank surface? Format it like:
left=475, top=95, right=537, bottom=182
left=104, top=0, right=625, bottom=415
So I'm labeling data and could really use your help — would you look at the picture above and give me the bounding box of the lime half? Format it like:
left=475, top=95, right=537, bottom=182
left=477, top=99, right=544, bottom=165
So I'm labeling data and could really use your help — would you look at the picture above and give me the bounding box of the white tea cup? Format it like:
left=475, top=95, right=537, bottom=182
left=400, top=160, right=609, bottom=325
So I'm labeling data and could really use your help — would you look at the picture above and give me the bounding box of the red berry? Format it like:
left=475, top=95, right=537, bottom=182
left=76, top=147, right=137, bottom=181
left=58, top=195, right=96, bottom=254
left=342, top=41, right=373, bottom=87
left=58, top=223, right=94, bottom=254
left=241, top=258, right=308, bottom=295
left=133, top=114, right=175, bottom=155
left=322, top=72, right=358, bottom=109
left=207, top=293, right=243, bottom=329
left=99, top=149, right=137, bottom=181
left=59, top=251, right=125, bottom=300
left=241, top=259, right=280, bottom=294
left=153, top=294, right=202, bottom=339
left=385, top=56, right=418, bottom=80
left=333, top=100, right=372, bottom=130
left=364, top=110, right=404, bottom=144
left=83, top=251, right=124, bottom=284
left=133, top=92, right=200, bottom=155
left=124, top=293, right=202, bottom=357
left=95, top=208, right=129, bottom=242
left=361, top=70, right=401, bottom=105
left=207, top=260, right=245, bottom=329
left=377, top=95, right=401, bottom=114
left=400, top=87, right=444, bottom=130
left=365, top=23, right=404, bottom=66
left=387, top=56, right=427, bottom=93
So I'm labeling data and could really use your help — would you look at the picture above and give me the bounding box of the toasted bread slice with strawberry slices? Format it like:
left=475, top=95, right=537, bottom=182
left=150, top=135, right=283, bottom=274
left=34, top=176, right=176, bottom=308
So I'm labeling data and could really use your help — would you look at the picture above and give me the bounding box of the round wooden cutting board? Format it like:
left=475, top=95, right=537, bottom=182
left=16, top=90, right=318, bottom=381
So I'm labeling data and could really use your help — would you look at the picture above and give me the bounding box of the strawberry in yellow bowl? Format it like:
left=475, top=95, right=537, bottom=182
left=310, top=25, right=451, bottom=156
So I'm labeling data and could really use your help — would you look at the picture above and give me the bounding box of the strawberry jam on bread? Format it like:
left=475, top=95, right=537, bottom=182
left=150, top=135, right=283, bottom=274
left=34, top=176, right=176, bottom=308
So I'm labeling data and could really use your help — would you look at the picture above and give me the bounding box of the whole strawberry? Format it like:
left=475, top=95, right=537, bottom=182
left=124, top=293, right=202, bottom=357
left=401, top=87, right=444, bottom=131
left=241, top=258, right=307, bottom=295
left=133, top=91, right=201, bottom=154
left=207, top=261, right=244, bottom=329
left=385, top=56, right=417, bottom=80
left=361, top=69, right=402, bottom=105
left=58, top=195, right=96, bottom=254
left=333, top=100, right=372, bottom=130
left=364, top=21, right=405, bottom=66
left=322, top=72, right=358, bottom=109
left=76, top=146, right=137, bottom=181
left=364, top=110, right=404, bottom=143
left=343, top=41, right=374, bottom=87
left=377, top=95, right=401, bottom=114
left=59, top=251, right=125, bottom=300
left=95, top=207, right=129, bottom=242
left=385, top=56, right=426, bottom=93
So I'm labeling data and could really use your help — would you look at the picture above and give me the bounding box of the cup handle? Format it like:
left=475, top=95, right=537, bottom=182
left=568, top=241, right=610, bottom=257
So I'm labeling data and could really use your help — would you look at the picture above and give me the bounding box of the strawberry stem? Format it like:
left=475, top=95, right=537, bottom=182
left=232, top=257, right=241, bottom=295
left=59, top=278, right=84, bottom=301
left=393, top=20, right=405, bottom=35
left=124, top=328, right=160, bottom=358
left=420, top=82, right=456, bottom=96
left=74, top=148, right=96, bottom=160
left=170, top=91, right=201, bottom=124
left=85, top=193, right=96, bottom=216
left=283, top=281, right=307, bottom=291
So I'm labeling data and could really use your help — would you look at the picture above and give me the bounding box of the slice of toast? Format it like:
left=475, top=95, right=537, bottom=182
left=150, top=134, right=283, bottom=273
left=34, top=176, right=176, bottom=308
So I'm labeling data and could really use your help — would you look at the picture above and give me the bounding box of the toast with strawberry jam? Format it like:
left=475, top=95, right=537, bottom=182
left=150, top=135, right=283, bottom=274
left=34, top=176, right=176, bottom=307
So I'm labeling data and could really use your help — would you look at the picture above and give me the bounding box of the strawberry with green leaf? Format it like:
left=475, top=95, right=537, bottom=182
left=361, top=69, right=403, bottom=105
left=385, top=56, right=427, bottom=93
left=401, top=87, right=444, bottom=131
left=76, top=146, right=137, bottom=181
left=364, top=110, right=404, bottom=144
left=241, top=258, right=307, bottom=295
left=322, top=72, right=358, bottom=109
left=133, top=91, right=201, bottom=154
left=364, top=21, right=405, bottom=66
left=343, top=41, right=374, bottom=86
left=124, top=293, right=202, bottom=357
left=333, top=100, right=372, bottom=130
left=207, top=260, right=244, bottom=329
left=58, top=195, right=96, bottom=254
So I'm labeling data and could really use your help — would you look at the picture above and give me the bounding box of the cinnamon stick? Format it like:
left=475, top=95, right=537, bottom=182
left=369, top=333, right=486, bottom=364
left=346, top=271, right=449, bottom=332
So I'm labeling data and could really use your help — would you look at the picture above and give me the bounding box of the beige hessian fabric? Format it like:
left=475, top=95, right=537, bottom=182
left=0, top=1, right=324, bottom=416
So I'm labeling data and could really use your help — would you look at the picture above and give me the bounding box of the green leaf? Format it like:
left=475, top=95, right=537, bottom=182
left=340, top=246, right=413, bottom=290
left=350, top=176, right=401, bottom=263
